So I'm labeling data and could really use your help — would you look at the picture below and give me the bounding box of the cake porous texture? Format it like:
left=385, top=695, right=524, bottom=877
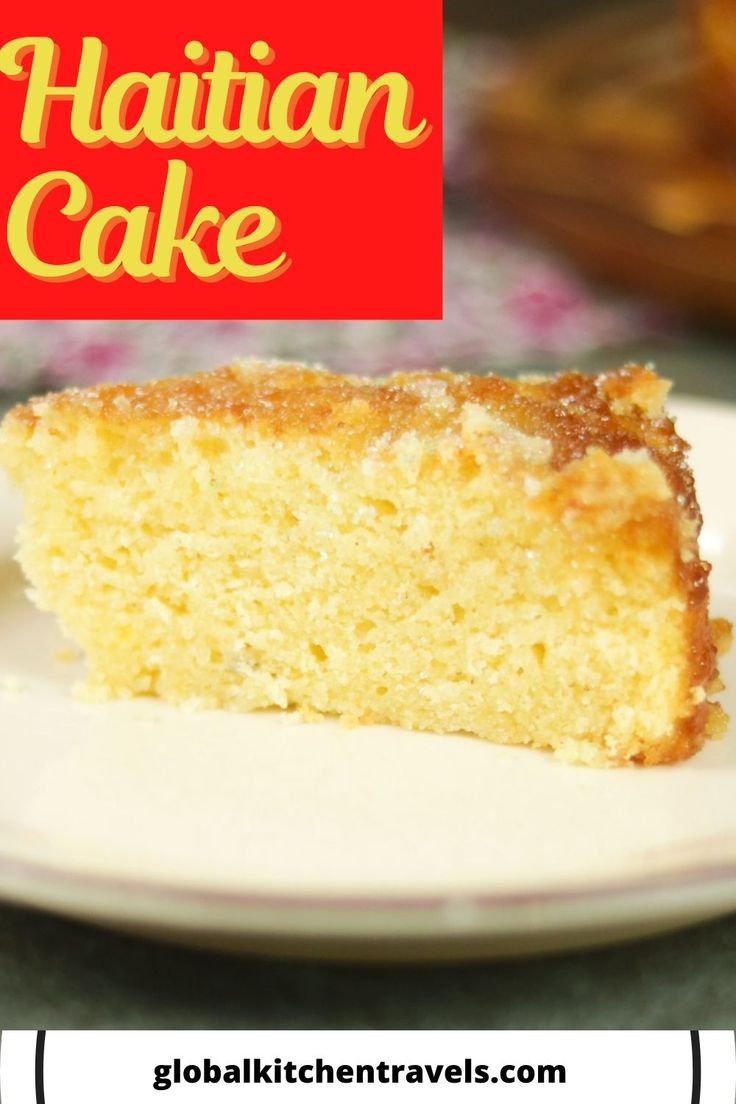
left=0, top=361, right=728, bottom=766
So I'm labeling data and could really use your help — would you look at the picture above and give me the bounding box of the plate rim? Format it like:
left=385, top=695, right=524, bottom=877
left=3, top=838, right=736, bottom=913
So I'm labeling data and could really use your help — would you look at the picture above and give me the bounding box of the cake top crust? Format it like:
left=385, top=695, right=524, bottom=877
left=7, top=360, right=687, bottom=472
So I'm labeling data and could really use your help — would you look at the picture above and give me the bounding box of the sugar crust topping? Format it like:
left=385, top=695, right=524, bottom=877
left=9, top=360, right=682, bottom=468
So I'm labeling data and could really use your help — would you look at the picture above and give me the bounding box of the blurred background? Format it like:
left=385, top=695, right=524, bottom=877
left=449, top=0, right=661, bottom=33
left=2, top=0, right=736, bottom=402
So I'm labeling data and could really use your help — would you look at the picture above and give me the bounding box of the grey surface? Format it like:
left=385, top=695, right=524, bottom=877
left=1, top=331, right=736, bottom=1027
left=2, top=903, right=736, bottom=1028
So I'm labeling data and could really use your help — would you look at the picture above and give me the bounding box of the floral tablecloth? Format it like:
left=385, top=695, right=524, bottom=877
left=0, top=36, right=674, bottom=394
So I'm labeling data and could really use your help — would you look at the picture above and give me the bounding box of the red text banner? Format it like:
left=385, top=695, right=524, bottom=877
left=0, top=0, right=442, bottom=319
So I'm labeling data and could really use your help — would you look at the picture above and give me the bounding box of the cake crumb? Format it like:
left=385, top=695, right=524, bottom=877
left=1, top=673, right=25, bottom=696
left=54, top=646, right=81, bottom=665
left=706, top=702, right=729, bottom=740
left=712, top=617, right=733, bottom=657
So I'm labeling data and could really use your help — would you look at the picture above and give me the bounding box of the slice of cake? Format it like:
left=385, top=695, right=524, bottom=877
left=0, top=361, right=728, bottom=766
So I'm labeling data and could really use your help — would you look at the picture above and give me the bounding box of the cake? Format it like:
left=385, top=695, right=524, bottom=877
left=0, top=361, right=729, bottom=766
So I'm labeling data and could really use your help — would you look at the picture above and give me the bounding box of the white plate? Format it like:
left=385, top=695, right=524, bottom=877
left=1, top=396, right=735, bottom=961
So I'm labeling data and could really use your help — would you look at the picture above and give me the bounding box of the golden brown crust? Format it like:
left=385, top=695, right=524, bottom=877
left=0, top=361, right=706, bottom=489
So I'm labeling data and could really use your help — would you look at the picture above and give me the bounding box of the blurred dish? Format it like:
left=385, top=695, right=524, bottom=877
left=483, top=5, right=736, bottom=324
left=696, top=0, right=736, bottom=149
